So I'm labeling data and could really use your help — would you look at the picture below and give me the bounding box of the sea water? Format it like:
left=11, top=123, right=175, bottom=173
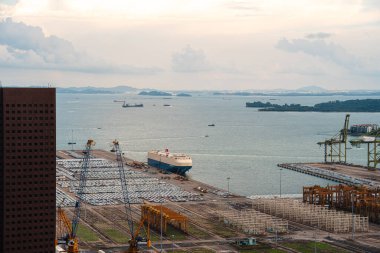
left=57, top=93, right=380, bottom=196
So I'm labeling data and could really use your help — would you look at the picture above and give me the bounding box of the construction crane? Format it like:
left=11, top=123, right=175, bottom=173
left=112, top=140, right=151, bottom=252
left=56, top=201, right=73, bottom=246
left=318, top=114, right=350, bottom=163
left=350, top=133, right=380, bottom=170
left=58, top=140, right=95, bottom=253
left=56, top=199, right=70, bottom=246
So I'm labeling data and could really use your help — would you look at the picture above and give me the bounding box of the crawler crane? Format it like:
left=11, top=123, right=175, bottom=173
left=113, top=140, right=151, bottom=253
left=57, top=140, right=95, bottom=253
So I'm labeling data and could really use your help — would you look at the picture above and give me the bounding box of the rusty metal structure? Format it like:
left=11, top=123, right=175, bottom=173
left=303, top=185, right=380, bottom=224
left=141, top=204, right=188, bottom=234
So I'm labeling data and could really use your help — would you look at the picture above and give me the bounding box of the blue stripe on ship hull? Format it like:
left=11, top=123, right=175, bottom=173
left=148, top=158, right=191, bottom=175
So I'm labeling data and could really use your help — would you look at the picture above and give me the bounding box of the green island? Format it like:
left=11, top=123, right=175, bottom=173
left=138, top=90, right=172, bottom=96
left=246, top=99, right=380, bottom=112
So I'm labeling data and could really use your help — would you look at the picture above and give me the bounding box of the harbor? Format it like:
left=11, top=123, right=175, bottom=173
left=56, top=149, right=380, bottom=252
left=278, top=163, right=380, bottom=188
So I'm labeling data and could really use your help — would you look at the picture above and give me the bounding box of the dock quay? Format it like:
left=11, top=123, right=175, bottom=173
left=278, top=163, right=380, bottom=188
left=55, top=150, right=380, bottom=252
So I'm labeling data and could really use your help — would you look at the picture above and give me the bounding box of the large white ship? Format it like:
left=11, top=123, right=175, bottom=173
left=147, top=149, right=192, bottom=175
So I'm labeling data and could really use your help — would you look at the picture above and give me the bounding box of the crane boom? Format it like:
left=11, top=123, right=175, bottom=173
left=59, top=139, right=95, bottom=253
left=71, top=139, right=95, bottom=238
left=113, top=140, right=135, bottom=236
left=112, top=140, right=151, bottom=252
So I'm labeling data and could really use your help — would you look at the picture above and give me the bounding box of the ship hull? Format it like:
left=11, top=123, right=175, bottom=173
left=147, top=158, right=192, bottom=175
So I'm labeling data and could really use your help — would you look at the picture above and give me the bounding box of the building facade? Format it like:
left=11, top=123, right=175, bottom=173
left=0, top=88, right=56, bottom=253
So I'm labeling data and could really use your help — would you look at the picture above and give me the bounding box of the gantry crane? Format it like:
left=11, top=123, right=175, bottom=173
left=318, top=114, right=350, bottom=163
left=57, top=140, right=95, bottom=253
left=350, top=133, right=380, bottom=170
left=113, top=140, right=151, bottom=252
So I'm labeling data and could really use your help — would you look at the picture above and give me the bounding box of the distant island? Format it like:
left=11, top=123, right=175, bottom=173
left=214, top=92, right=253, bottom=96
left=176, top=93, right=192, bottom=97
left=138, top=90, right=172, bottom=96
left=246, top=99, right=380, bottom=112
left=57, top=85, right=137, bottom=94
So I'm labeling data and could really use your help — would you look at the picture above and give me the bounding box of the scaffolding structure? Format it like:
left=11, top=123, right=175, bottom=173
left=214, top=209, right=288, bottom=235
left=141, top=204, right=188, bottom=234
left=252, top=198, right=369, bottom=233
left=303, top=185, right=380, bottom=224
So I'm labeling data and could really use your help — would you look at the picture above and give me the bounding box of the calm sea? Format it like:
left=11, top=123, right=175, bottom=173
left=57, top=94, right=380, bottom=196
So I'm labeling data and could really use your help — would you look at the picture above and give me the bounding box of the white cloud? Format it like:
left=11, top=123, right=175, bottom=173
left=172, top=45, right=212, bottom=73
left=305, top=32, right=332, bottom=39
left=361, top=0, right=380, bottom=9
left=276, top=38, right=361, bottom=71
left=0, top=18, right=161, bottom=74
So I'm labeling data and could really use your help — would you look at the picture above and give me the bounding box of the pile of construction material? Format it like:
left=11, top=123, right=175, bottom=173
left=56, top=158, right=203, bottom=206
left=215, top=209, right=288, bottom=235
left=252, top=198, right=369, bottom=233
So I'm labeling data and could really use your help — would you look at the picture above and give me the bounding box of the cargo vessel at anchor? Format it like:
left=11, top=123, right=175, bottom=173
left=147, top=149, right=192, bottom=175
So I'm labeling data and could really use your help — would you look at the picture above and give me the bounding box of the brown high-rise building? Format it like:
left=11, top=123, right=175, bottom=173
left=0, top=88, right=56, bottom=253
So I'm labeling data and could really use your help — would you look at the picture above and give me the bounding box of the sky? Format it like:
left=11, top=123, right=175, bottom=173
left=0, top=0, right=379, bottom=90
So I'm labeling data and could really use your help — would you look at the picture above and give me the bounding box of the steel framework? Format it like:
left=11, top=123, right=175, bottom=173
left=318, top=114, right=350, bottom=163
left=303, top=185, right=380, bottom=224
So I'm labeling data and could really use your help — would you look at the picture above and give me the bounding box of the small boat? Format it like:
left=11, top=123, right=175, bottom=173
left=114, top=100, right=125, bottom=103
left=208, top=124, right=215, bottom=127
left=163, top=104, right=171, bottom=107
left=122, top=102, right=143, bottom=108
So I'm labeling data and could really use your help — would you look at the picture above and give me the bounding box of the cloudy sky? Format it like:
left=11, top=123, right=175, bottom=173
left=0, top=0, right=379, bottom=90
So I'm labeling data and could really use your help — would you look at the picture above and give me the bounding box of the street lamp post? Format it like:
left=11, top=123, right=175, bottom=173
left=160, top=198, right=163, bottom=252
left=280, top=168, right=283, bottom=198
left=351, top=191, right=355, bottom=240
left=171, top=235, right=175, bottom=252
left=227, top=177, right=231, bottom=196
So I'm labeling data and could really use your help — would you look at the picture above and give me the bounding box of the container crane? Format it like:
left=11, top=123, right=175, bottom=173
left=112, top=140, right=151, bottom=253
left=58, top=140, right=95, bottom=253
left=318, top=114, right=350, bottom=163
left=350, top=133, right=380, bottom=169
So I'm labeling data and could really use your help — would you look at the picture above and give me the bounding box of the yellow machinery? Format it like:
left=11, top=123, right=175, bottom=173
left=113, top=140, right=151, bottom=252
left=57, top=205, right=79, bottom=253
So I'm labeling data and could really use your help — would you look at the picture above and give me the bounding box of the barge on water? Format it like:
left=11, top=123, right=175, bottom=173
left=148, top=149, right=192, bottom=175
left=122, top=102, right=143, bottom=108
